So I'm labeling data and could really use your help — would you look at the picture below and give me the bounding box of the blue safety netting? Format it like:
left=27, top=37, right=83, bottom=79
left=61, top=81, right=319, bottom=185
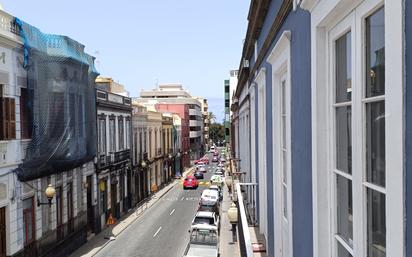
left=14, top=18, right=98, bottom=181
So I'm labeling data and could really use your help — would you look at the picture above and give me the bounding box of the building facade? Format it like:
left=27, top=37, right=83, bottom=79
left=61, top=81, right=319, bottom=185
left=233, top=1, right=312, bottom=257
left=146, top=111, right=163, bottom=193
left=161, top=113, right=174, bottom=184
left=95, top=89, right=132, bottom=232
left=0, top=10, right=99, bottom=257
left=136, top=84, right=204, bottom=161
left=131, top=104, right=149, bottom=205
left=301, top=0, right=403, bottom=256
left=234, top=0, right=412, bottom=257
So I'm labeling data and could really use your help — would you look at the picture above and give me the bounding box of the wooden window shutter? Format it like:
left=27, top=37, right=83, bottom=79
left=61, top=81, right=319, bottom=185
left=9, top=98, right=15, bottom=139
left=0, top=98, right=4, bottom=140
left=3, top=98, right=9, bottom=139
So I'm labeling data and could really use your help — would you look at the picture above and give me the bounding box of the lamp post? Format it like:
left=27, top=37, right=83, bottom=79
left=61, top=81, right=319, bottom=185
left=37, top=184, right=56, bottom=207
left=227, top=202, right=238, bottom=242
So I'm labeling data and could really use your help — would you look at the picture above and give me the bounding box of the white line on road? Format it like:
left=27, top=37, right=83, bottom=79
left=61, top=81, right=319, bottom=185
left=153, top=226, right=162, bottom=238
left=181, top=196, right=185, bottom=201
left=169, top=209, right=175, bottom=216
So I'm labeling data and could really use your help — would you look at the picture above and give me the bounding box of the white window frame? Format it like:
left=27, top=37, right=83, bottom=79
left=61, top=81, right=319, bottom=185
left=255, top=67, right=267, bottom=238
left=308, top=1, right=404, bottom=257
left=267, top=30, right=293, bottom=257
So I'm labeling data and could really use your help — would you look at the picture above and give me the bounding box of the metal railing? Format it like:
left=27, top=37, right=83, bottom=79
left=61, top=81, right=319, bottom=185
left=236, top=182, right=257, bottom=257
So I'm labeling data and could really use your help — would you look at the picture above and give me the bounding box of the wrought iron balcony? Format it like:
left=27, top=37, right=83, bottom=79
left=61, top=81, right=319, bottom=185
left=114, top=149, right=130, bottom=163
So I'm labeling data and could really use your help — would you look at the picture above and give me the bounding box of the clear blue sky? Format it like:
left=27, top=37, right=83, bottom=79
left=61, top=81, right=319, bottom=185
left=2, top=0, right=249, bottom=122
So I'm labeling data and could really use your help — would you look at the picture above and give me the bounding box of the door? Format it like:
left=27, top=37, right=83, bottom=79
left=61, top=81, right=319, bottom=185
left=110, top=180, right=117, bottom=218
left=67, top=183, right=73, bottom=233
left=56, top=187, right=63, bottom=240
left=279, top=73, right=291, bottom=257
left=86, top=176, right=93, bottom=233
left=0, top=207, right=6, bottom=257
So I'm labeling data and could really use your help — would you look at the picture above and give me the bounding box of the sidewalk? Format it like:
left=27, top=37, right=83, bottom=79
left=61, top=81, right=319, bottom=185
left=69, top=167, right=195, bottom=257
left=219, top=183, right=240, bottom=257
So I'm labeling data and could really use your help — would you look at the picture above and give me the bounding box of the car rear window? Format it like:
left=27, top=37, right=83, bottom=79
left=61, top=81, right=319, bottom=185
left=194, top=217, right=214, bottom=225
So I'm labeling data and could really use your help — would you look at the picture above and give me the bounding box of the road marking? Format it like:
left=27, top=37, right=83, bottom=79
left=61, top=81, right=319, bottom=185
left=170, top=209, right=175, bottom=216
left=181, top=196, right=185, bottom=201
left=153, top=226, right=162, bottom=238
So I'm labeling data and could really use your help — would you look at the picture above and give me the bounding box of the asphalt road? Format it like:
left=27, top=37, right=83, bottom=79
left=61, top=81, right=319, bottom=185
left=95, top=154, right=219, bottom=257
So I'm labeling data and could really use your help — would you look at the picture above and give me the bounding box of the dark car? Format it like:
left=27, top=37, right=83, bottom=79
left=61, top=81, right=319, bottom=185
left=194, top=171, right=204, bottom=179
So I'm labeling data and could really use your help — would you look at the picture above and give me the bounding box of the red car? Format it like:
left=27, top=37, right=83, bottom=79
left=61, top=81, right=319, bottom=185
left=194, top=159, right=200, bottom=165
left=200, top=158, right=209, bottom=165
left=183, top=175, right=199, bottom=189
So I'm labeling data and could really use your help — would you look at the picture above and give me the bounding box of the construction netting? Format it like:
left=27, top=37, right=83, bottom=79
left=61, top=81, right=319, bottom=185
left=14, top=18, right=98, bottom=181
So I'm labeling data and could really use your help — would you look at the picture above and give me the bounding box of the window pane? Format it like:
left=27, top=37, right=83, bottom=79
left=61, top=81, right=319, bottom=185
left=282, top=151, right=287, bottom=184
left=281, top=80, right=286, bottom=114
left=367, top=188, right=386, bottom=257
left=336, top=106, right=352, bottom=174
left=282, top=184, right=287, bottom=219
left=337, top=242, right=353, bottom=257
left=366, top=8, right=385, bottom=97
left=282, top=115, right=286, bottom=148
left=336, top=32, right=352, bottom=103
left=366, top=101, right=385, bottom=187
left=336, top=175, right=353, bottom=247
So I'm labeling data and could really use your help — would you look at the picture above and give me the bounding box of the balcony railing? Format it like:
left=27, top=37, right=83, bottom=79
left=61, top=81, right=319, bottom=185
left=114, top=149, right=130, bottom=163
left=236, top=182, right=260, bottom=257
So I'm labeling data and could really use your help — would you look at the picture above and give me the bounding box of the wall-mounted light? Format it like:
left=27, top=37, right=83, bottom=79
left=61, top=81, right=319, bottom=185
left=37, top=184, right=56, bottom=207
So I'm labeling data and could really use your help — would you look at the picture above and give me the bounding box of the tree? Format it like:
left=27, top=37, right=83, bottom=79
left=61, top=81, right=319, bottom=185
left=208, top=112, right=216, bottom=124
left=209, top=122, right=224, bottom=144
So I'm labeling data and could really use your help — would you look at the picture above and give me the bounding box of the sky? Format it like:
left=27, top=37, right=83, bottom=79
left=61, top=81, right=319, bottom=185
left=2, top=0, right=249, bottom=122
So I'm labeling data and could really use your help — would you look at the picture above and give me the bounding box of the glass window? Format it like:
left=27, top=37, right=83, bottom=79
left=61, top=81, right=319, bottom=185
left=367, top=188, right=386, bottom=257
left=98, top=118, right=106, bottom=154
left=365, top=8, right=385, bottom=98
left=336, top=32, right=352, bottom=103
left=337, top=242, right=353, bottom=257
left=23, top=197, right=34, bottom=245
left=119, top=118, right=124, bottom=150
left=109, top=119, right=115, bottom=152
left=336, top=175, right=353, bottom=246
left=365, top=101, right=385, bottom=187
left=336, top=106, right=352, bottom=174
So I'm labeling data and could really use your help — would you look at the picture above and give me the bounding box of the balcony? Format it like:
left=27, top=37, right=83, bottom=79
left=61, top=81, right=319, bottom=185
left=114, top=149, right=130, bottom=163
left=156, top=148, right=162, bottom=157
left=97, top=154, right=110, bottom=169
left=204, top=127, right=209, bottom=132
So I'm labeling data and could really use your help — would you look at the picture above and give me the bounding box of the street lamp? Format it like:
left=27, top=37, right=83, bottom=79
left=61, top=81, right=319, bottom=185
left=168, top=154, right=173, bottom=160
left=37, top=184, right=56, bottom=207
left=227, top=202, right=238, bottom=242
left=177, top=152, right=181, bottom=158
left=140, top=159, right=147, bottom=168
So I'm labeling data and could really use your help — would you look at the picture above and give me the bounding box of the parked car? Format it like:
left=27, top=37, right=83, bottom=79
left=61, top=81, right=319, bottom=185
left=183, top=225, right=219, bottom=257
left=198, top=200, right=220, bottom=217
left=201, top=189, right=219, bottom=204
left=213, top=151, right=219, bottom=156
left=219, top=157, right=226, bottom=163
left=212, top=156, right=219, bottom=162
left=196, top=163, right=206, bottom=170
left=210, top=175, right=223, bottom=187
left=209, top=185, right=223, bottom=201
left=194, top=171, right=204, bottom=179
left=214, top=170, right=224, bottom=177
left=183, top=175, right=199, bottom=189
left=200, top=157, right=209, bottom=165
left=199, top=166, right=207, bottom=173
left=192, top=211, right=220, bottom=230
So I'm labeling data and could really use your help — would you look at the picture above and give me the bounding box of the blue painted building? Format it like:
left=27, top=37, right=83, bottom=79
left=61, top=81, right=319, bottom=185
left=233, top=1, right=312, bottom=256
left=234, top=0, right=409, bottom=257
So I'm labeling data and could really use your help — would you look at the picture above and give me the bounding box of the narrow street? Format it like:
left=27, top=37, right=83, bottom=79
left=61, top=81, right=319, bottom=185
left=93, top=157, right=216, bottom=257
